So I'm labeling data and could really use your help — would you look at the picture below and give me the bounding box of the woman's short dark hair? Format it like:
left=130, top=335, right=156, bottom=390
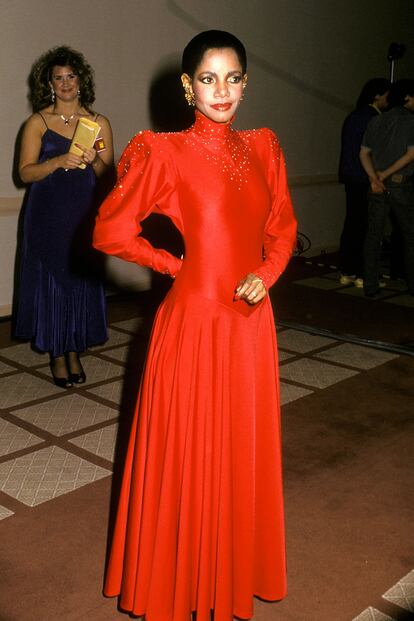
left=182, top=30, right=247, bottom=77
left=356, top=78, right=390, bottom=108
left=388, top=79, right=414, bottom=107
left=28, top=45, right=95, bottom=112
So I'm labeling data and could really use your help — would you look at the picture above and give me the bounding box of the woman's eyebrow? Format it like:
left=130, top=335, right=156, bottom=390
left=198, top=70, right=242, bottom=77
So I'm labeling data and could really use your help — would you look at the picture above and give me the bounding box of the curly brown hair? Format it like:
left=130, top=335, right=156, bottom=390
left=28, top=45, right=95, bottom=112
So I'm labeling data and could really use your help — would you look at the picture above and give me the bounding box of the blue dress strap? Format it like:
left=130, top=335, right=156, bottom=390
left=37, top=112, right=48, bottom=128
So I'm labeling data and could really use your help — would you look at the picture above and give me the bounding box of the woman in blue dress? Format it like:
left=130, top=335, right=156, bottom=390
left=16, top=46, right=113, bottom=387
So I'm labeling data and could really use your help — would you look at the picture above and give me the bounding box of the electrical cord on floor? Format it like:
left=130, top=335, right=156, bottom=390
left=278, top=320, right=414, bottom=357
left=294, top=232, right=312, bottom=256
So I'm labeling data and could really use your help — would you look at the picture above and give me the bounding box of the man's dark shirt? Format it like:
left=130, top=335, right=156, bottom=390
left=339, top=105, right=379, bottom=183
left=361, top=106, right=414, bottom=175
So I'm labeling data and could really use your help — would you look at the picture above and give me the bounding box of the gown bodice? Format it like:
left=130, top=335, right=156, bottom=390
left=94, top=111, right=297, bottom=315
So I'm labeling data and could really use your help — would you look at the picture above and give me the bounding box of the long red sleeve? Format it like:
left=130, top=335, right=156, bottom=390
left=253, top=129, right=297, bottom=288
left=93, top=131, right=182, bottom=277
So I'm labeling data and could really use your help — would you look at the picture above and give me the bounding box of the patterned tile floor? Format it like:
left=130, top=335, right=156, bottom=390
left=0, top=315, right=411, bottom=619
left=0, top=320, right=399, bottom=519
left=297, top=265, right=414, bottom=307
left=353, top=608, right=395, bottom=621
left=351, top=569, right=414, bottom=619
left=382, top=569, right=414, bottom=612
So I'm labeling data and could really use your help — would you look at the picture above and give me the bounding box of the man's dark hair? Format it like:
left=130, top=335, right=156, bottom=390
left=388, top=79, right=414, bottom=107
left=356, top=78, right=390, bottom=108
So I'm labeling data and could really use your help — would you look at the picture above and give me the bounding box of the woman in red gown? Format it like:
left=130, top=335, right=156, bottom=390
left=93, top=30, right=297, bottom=621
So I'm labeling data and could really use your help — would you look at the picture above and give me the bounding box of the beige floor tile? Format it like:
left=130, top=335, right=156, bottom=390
left=0, top=420, right=44, bottom=456
left=321, top=271, right=342, bottom=281
left=383, top=278, right=410, bottom=292
left=280, top=381, right=313, bottom=405
left=38, top=356, right=124, bottom=385
left=0, top=445, right=111, bottom=506
left=101, top=346, right=130, bottom=364
left=382, top=569, right=414, bottom=612
left=86, top=380, right=124, bottom=405
left=293, top=277, right=344, bottom=290
left=339, top=287, right=392, bottom=300
left=384, top=294, right=414, bottom=308
left=0, top=343, right=48, bottom=367
left=69, top=423, right=119, bottom=462
left=279, top=358, right=358, bottom=388
left=352, top=607, right=395, bottom=621
left=111, top=317, right=145, bottom=333
left=0, top=505, right=14, bottom=520
left=315, top=343, right=399, bottom=370
left=337, top=286, right=365, bottom=297
left=89, top=327, right=133, bottom=350
left=0, top=360, right=17, bottom=375
left=13, top=394, right=118, bottom=436
left=277, top=329, right=336, bottom=353
left=278, top=350, right=296, bottom=362
left=0, top=373, right=61, bottom=409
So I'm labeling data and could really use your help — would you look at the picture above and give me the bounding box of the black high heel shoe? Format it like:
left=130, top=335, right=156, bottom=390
left=69, top=370, right=86, bottom=384
left=66, top=352, right=86, bottom=385
left=50, top=358, right=73, bottom=389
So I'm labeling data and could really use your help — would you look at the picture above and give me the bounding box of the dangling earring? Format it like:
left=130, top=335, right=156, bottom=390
left=240, top=76, right=247, bottom=102
left=77, top=89, right=81, bottom=99
left=50, top=87, right=55, bottom=103
left=184, top=87, right=195, bottom=107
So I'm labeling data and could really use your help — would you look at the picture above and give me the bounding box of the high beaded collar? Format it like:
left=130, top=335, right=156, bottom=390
left=191, top=110, right=235, bottom=142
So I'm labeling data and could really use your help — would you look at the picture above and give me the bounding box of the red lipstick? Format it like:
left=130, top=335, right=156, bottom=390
left=211, top=103, right=232, bottom=111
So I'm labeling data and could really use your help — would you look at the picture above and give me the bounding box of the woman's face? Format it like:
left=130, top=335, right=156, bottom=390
left=49, top=65, right=80, bottom=104
left=183, top=47, right=247, bottom=123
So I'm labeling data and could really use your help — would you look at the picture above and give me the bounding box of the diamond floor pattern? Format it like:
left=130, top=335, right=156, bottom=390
left=0, top=420, right=43, bottom=456
left=69, top=423, right=119, bottom=462
left=0, top=373, right=61, bottom=409
left=13, top=393, right=118, bottom=436
left=315, top=343, right=399, bottom=369
left=0, top=445, right=111, bottom=506
left=0, top=323, right=401, bottom=523
left=279, top=357, right=358, bottom=388
left=382, top=569, right=414, bottom=612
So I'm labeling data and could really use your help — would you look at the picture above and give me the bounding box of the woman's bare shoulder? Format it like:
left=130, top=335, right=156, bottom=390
left=23, top=109, right=51, bottom=134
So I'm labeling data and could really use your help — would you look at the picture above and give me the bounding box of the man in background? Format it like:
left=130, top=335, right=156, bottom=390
left=338, top=78, right=390, bottom=287
left=360, top=79, right=414, bottom=297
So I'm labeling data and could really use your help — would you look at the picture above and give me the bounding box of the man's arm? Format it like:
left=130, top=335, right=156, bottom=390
left=376, top=146, right=414, bottom=181
left=359, top=146, right=385, bottom=193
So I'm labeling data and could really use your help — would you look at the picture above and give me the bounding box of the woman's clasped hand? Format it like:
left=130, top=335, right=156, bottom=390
left=235, top=273, right=266, bottom=304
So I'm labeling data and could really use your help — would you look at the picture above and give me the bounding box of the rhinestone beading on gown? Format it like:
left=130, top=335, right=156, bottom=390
left=183, top=111, right=251, bottom=189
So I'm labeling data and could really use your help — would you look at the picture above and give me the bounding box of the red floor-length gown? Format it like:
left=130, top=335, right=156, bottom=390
left=93, top=110, right=297, bottom=620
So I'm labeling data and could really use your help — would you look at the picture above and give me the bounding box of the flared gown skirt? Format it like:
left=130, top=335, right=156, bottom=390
left=104, top=287, right=286, bottom=620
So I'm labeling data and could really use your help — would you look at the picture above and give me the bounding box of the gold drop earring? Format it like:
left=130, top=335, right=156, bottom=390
left=184, top=87, right=195, bottom=107
left=240, top=77, right=247, bottom=102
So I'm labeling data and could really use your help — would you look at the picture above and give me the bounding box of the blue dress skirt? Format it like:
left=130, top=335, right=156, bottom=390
left=15, top=129, right=107, bottom=356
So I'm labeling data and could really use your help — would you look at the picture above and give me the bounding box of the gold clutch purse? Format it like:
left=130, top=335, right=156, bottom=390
left=69, top=117, right=101, bottom=169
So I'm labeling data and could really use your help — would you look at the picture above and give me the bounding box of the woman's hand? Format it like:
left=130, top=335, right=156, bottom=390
left=56, top=152, right=83, bottom=170
left=235, top=273, right=267, bottom=305
left=74, top=142, right=97, bottom=166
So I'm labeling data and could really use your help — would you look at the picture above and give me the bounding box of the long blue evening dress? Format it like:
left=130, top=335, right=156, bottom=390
left=15, top=124, right=107, bottom=355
